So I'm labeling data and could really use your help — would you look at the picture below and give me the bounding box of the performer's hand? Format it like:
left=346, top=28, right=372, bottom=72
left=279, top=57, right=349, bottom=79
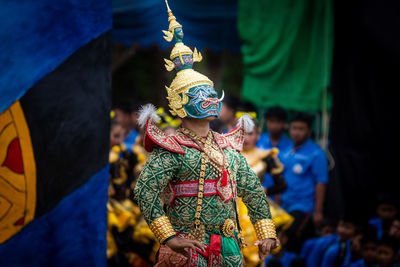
left=313, top=211, right=323, bottom=227
left=166, top=237, right=206, bottom=257
left=255, top=238, right=280, bottom=259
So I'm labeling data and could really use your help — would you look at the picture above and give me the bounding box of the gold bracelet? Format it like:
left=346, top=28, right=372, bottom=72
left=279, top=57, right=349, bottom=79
left=149, top=216, right=176, bottom=243
left=254, top=219, right=277, bottom=240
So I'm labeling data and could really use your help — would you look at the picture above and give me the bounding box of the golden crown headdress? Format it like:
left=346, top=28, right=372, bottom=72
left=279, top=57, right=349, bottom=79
left=162, top=0, right=214, bottom=118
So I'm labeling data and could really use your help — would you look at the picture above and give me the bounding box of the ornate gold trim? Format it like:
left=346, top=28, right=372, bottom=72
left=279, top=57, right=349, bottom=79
left=222, top=219, right=235, bottom=237
left=164, top=0, right=182, bottom=34
left=149, top=216, right=176, bottom=244
left=254, top=219, right=277, bottom=240
left=170, top=43, right=193, bottom=61
left=188, top=149, right=208, bottom=242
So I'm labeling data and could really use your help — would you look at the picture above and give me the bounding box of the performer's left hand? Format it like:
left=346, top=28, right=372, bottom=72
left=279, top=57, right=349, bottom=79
left=255, top=238, right=280, bottom=259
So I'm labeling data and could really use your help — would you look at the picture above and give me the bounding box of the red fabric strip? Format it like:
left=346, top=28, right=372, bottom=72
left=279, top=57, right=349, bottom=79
left=208, top=234, right=222, bottom=267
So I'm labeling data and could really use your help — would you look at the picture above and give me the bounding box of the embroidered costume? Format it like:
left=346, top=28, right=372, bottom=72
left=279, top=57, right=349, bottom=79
left=134, top=2, right=277, bottom=266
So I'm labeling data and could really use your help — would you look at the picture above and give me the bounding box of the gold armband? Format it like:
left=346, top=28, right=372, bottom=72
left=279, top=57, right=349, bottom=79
left=254, top=219, right=277, bottom=240
left=149, top=216, right=176, bottom=243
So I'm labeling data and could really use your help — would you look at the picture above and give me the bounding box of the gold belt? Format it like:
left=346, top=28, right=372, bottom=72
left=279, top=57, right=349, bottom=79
left=171, top=217, right=236, bottom=238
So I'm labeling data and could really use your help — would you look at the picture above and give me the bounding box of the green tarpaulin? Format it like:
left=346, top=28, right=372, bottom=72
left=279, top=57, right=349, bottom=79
left=238, top=0, right=333, bottom=111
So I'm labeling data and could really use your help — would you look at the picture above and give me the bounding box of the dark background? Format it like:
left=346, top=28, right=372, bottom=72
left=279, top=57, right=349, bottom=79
left=326, top=0, right=399, bottom=221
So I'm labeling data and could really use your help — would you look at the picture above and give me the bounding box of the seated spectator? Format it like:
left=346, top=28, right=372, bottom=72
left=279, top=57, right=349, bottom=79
left=376, top=235, right=399, bottom=267
left=349, top=229, right=364, bottom=263
left=265, top=230, right=298, bottom=267
left=349, top=232, right=378, bottom=267
left=389, top=215, right=400, bottom=242
left=306, top=217, right=356, bottom=267
left=321, top=224, right=376, bottom=267
left=301, top=219, right=336, bottom=262
left=369, top=194, right=398, bottom=240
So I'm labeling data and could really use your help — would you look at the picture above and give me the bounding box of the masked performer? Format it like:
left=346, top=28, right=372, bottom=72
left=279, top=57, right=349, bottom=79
left=134, top=2, right=279, bottom=266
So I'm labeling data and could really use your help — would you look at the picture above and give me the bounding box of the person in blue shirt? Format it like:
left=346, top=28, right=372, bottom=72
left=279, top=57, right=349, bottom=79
left=257, top=106, right=292, bottom=152
left=257, top=106, right=293, bottom=192
left=301, top=219, right=336, bottom=262
left=321, top=239, right=353, bottom=267
left=306, top=218, right=356, bottom=267
left=123, top=129, right=138, bottom=152
left=368, top=194, right=398, bottom=240
left=321, top=222, right=376, bottom=267
left=113, top=103, right=140, bottom=152
left=279, top=112, right=328, bottom=251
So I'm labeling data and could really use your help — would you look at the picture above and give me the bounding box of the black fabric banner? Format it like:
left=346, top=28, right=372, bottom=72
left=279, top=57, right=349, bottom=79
left=326, top=0, right=399, bottom=221
left=20, top=32, right=111, bottom=217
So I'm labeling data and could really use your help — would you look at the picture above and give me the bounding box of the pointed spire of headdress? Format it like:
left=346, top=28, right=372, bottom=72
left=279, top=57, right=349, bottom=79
left=161, top=0, right=214, bottom=118
left=162, top=0, right=182, bottom=42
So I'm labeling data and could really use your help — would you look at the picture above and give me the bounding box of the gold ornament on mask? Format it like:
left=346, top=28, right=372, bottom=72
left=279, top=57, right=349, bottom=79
left=165, top=85, right=188, bottom=118
left=162, top=30, right=174, bottom=42
left=164, top=59, right=175, bottom=72
left=192, top=48, right=202, bottom=63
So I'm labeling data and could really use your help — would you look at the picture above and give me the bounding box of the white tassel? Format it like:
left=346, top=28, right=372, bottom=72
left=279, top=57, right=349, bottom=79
left=138, top=104, right=161, bottom=128
left=237, top=114, right=255, bottom=133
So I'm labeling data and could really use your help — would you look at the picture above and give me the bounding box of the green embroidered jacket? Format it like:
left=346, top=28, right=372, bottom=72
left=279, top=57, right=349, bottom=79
left=134, top=136, right=272, bottom=234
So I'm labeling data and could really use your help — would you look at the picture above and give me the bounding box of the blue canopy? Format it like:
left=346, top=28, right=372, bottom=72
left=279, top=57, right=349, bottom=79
left=112, top=0, right=241, bottom=52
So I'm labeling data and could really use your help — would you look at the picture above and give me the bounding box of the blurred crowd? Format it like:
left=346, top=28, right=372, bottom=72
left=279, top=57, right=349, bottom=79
left=107, top=98, right=399, bottom=267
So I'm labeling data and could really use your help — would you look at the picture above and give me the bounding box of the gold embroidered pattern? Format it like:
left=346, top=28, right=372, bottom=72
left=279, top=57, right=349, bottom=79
left=144, top=120, right=185, bottom=153
left=224, top=126, right=245, bottom=151
left=135, top=134, right=274, bottom=243
left=173, top=130, right=230, bottom=150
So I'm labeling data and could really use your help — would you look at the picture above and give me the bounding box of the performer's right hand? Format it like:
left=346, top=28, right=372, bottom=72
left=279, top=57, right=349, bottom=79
left=166, top=237, right=207, bottom=257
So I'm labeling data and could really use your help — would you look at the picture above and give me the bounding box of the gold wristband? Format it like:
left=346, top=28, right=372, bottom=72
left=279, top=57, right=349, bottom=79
left=149, top=216, right=176, bottom=243
left=254, top=219, right=277, bottom=240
